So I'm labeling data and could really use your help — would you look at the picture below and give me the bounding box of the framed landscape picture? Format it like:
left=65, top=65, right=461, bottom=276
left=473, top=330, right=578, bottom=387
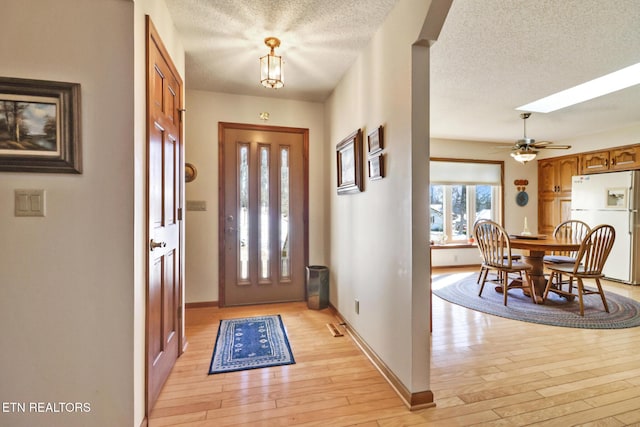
left=336, top=129, right=363, bottom=195
left=0, top=77, right=82, bottom=173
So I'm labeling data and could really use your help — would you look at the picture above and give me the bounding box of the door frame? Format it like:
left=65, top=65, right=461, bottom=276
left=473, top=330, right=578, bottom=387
left=145, top=15, right=185, bottom=414
left=218, top=122, right=309, bottom=307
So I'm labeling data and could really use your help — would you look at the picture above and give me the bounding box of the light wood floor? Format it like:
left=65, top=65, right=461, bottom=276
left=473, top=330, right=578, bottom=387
left=149, top=267, right=640, bottom=426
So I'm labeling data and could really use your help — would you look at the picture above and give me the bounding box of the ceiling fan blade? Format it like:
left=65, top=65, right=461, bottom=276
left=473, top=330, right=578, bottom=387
left=541, top=145, right=572, bottom=149
left=530, top=140, right=552, bottom=148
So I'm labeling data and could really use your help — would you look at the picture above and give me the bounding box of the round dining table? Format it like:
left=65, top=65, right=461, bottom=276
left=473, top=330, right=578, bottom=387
left=508, top=234, right=582, bottom=303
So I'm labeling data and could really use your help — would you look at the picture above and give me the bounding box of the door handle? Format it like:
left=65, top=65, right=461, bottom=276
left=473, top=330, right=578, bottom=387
left=149, top=239, right=167, bottom=251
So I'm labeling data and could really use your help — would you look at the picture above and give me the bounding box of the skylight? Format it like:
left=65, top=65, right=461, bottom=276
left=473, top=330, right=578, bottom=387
left=516, top=62, right=640, bottom=113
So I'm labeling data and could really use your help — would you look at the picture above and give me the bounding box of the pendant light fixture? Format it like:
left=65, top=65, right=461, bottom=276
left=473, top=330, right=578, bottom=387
left=260, top=37, right=284, bottom=89
left=510, top=149, right=537, bottom=164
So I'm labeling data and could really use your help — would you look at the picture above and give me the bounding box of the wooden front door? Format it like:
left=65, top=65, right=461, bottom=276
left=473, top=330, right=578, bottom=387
left=219, top=123, right=308, bottom=306
left=146, top=17, right=184, bottom=411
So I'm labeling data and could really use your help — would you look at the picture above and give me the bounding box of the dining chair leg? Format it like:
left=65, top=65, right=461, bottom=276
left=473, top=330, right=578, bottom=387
left=594, top=278, right=610, bottom=313
left=503, top=271, right=508, bottom=306
left=577, top=278, right=585, bottom=316
left=476, top=267, right=484, bottom=284
left=478, top=275, right=487, bottom=297
left=480, top=267, right=489, bottom=287
left=556, top=273, right=563, bottom=291
left=543, top=272, right=555, bottom=301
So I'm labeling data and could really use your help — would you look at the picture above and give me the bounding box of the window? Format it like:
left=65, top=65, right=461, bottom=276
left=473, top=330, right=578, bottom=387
left=430, top=159, right=503, bottom=244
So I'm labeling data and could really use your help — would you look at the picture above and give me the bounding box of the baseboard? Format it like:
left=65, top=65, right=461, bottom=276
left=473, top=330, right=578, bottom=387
left=432, top=263, right=479, bottom=269
left=331, top=304, right=435, bottom=411
left=185, top=301, right=218, bottom=309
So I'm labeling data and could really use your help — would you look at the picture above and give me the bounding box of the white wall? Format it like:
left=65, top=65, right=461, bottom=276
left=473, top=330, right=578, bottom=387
left=183, top=91, right=326, bottom=303
left=0, top=1, right=184, bottom=426
left=325, top=0, right=442, bottom=395
left=537, top=122, right=640, bottom=159
left=0, top=1, right=135, bottom=426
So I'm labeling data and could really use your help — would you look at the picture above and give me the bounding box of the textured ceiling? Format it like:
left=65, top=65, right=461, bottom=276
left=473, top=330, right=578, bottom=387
left=165, top=0, right=398, bottom=102
left=165, top=0, right=640, bottom=144
left=430, top=0, right=640, bottom=143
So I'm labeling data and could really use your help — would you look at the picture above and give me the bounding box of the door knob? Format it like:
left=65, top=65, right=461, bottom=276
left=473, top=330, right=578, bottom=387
left=150, top=239, right=167, bottom=251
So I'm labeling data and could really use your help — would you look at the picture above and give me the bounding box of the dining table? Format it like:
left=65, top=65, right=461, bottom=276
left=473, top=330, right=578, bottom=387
left=506, top=234, right=582, bottom=304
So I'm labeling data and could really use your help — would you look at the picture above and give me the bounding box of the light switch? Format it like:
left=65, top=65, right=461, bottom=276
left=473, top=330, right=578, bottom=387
left=186, top=200, right=207, bottom=211
left=15, top=189, right=46, bottom=217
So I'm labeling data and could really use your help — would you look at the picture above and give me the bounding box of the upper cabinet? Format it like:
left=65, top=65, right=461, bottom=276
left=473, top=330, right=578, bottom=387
left=538, top=144, right=640, bottom=234
left=580, top=151, right=609, bottom=174
left=580, top=145, right=640, bottom=174
left=610, top=146, right=640, bottom=171
left=539, top=156, right=579, bottom=196
left=538, top=155, right=579, bottom=235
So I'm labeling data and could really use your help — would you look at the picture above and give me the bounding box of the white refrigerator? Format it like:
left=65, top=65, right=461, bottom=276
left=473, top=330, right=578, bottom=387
left=571, top=170, right=640, bottom=285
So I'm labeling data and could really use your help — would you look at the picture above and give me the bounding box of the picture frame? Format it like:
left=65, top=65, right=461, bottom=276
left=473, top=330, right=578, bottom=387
left=336, top=129, right=363, bottom=195
left=0, top=77, right=82, bottom=173
left=367, top=125, right=383, bottom=154
left=368, top=153, right=384, bottom=180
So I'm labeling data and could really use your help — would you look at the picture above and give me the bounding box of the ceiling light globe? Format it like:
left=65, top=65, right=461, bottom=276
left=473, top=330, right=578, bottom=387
left=260, top=37, right=284, bottom=89
left=511, top=151, right=537, bottom=164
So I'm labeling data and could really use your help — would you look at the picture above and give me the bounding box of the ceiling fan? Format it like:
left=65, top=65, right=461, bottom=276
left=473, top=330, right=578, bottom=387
left=510, top=112, right=571, bottom=163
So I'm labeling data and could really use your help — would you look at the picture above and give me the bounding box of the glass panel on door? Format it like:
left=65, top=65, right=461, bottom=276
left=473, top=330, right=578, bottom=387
left=238, top=144, right=249, bottom=281
left=280, top=147, right=290, bottom=279
left=259, top=146, right=271, bottom=280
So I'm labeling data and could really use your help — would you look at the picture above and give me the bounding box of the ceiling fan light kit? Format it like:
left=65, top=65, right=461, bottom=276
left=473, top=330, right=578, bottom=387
left=509, top=112, right=571, bottom=164
left=260, top=37, right=284, bottom=89
left=511, top=149, right=538, bottom=164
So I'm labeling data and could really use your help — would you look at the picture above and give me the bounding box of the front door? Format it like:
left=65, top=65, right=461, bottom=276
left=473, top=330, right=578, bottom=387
left=146, top=17, right=184, bottom=411
left=219, top=123, right=308, bottom=306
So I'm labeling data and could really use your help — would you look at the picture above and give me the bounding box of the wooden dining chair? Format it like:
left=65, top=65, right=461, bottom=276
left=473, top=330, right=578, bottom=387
left=543, top=219, right=591, bottom=291
left=544, top=219, right=591, bottom=264
left=543, top=224, right=615, bottom=316
left=474, top=219, right=521, bottom=284
left=474, top=220, right=533, bottom=306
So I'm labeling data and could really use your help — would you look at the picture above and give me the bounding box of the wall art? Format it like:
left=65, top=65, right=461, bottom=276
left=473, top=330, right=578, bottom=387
left=0, top=77, right=81, bottom=173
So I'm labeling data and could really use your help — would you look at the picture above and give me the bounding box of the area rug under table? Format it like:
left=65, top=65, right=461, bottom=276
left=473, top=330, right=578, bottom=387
left=209, top=314, right=295, bottom=374
left=432, top=272, right=640, bottom=329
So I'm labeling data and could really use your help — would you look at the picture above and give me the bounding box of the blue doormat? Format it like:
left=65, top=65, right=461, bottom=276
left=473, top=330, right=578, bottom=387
left=209, top=314, right=295, bottom=374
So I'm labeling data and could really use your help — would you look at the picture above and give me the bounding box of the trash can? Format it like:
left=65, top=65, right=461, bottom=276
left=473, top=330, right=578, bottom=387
left=306, top=265, right=329, bottom=310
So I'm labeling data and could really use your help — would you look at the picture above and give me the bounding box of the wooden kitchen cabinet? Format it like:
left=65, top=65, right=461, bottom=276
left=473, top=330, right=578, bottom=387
left=580, top=145, right=640, bottom=174
left=538, top=156, right=578, bottom=196
left=580, top=151, right=609, bottom=174
left=537, top=155, right=579, bottom=235
left=610, top=146, right=640, bottom=171
left=538, top=194, right=573, bottom=236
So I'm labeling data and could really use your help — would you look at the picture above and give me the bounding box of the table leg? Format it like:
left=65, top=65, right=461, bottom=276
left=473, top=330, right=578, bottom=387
left=522, top=251, right=546, bottom=304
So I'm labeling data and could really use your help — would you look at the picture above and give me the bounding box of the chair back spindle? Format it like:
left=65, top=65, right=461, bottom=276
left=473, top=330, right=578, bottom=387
left=552, top=220, right=591, bottom=258
left=573, top=225, right=616, bottom=275
left=544, top=223, right=615, bottom=316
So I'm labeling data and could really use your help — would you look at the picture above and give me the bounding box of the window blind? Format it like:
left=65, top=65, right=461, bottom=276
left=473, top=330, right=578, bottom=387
left=430, top=161, right=502, bottom=185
